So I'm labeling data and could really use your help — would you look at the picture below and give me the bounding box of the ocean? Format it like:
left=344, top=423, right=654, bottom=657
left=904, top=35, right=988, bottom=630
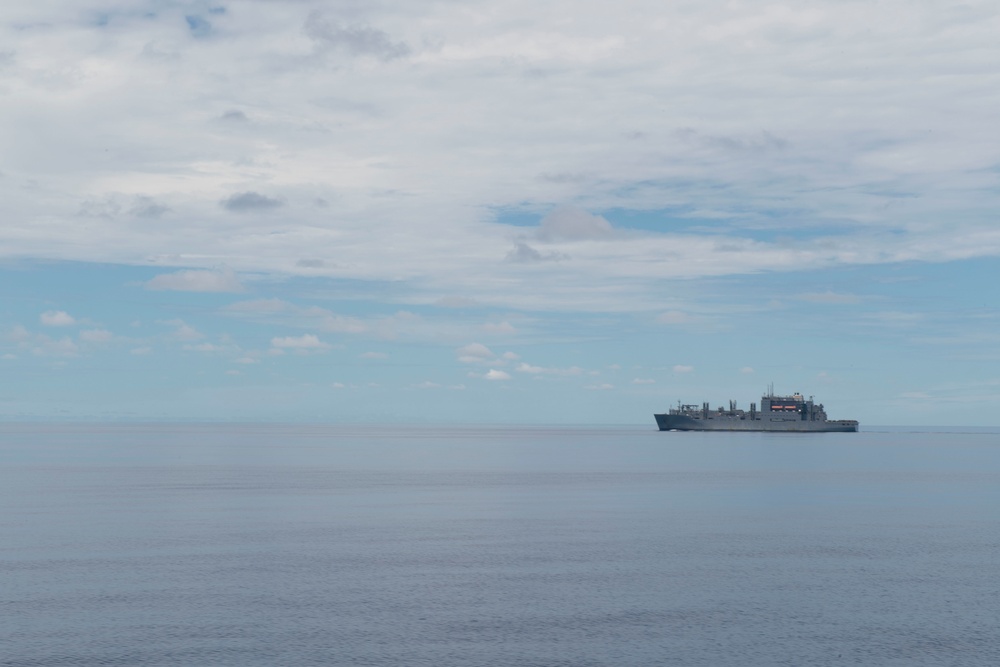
left=2, top=424, right=999, bottom=666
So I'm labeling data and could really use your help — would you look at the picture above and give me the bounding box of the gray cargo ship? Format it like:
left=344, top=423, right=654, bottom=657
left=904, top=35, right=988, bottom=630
left=655, top=391, right=858, bottom=432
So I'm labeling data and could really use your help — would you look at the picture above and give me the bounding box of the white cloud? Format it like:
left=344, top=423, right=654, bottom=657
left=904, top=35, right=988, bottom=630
left=900, top=391, right=931, bottom=400
left=481, top=321, right=518, bottom=335
left=7, top=325, right=32, bottom=342
left=457, top=343, right=496, bottom=364
left=271, top=334, right=331, bottom=351
left=585, top=383, right=614, bottom=390
left=505, top=241, right=569, bottom=263
left=796, top=291, right=862, bottom=305
left=234, top=356, right=259, bottom=364
left=516, top=362, right=545, bottom=374
left=484, top=369, right=511, bottom=381
left=865, top=311, right=925, bottom=327
left=673, top=365, right=694, bottom=374
left=537, top=206, right=613, bottom=242
left=740, top=366, right=755, bottom=374
left=631, top=378, right=655, bottom=384
left=657, top=311, right=698, bottom=326
left=147, top=269, right=244, bottom=293
left=79, top=329, right=113, bottom=343
left=32, top=336, right=78, bottom=358
left=224, top=299, right=291, bottom=315
left=0, top=1, right=999, bottom=317
left=130, top=346, right=152, bottom=355
left=515, top=362, right=584, bottom=376
left=40, top=311, right=75, bottom=327
left=183, top=343, right=223, bottom=352
left=414, top=381, right=441, bottom=389
left=162, top=320, right=204, bottom=341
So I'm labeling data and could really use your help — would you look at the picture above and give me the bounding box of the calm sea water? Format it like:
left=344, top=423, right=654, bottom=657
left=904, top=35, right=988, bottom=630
left=2, top=424, right=999, bottom=666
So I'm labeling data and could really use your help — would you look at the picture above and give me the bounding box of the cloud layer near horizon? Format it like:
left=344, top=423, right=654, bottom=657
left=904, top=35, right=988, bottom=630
left=2, top=1, right=999, bottom=312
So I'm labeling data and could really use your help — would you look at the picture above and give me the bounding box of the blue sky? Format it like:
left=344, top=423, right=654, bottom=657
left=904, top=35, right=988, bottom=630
left=2, top=1, right=999, bottom=425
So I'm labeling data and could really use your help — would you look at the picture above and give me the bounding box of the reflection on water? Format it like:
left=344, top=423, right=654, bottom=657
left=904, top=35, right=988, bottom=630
left=2, top=424, right=999, bottom=666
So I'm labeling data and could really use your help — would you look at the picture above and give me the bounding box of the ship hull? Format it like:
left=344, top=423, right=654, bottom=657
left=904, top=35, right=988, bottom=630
left=654, top=413, right=858, bottom=432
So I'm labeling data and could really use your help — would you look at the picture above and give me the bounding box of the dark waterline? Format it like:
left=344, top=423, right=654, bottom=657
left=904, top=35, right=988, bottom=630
left=3, top=424, right=999, bottom=666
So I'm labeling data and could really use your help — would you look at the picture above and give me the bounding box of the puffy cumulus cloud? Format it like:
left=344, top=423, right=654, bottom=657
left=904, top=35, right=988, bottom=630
left=147, top=269, right=244, bottom=293
left=40, top=311, right=75, bottom=327
left=271, top=334, right=331, bottom=352
left=39, top=338, right=78, bottom=357
left=456, top=343, right=496, bottom=364
left=456, top=343, right=522, bottom=366
left=536, top=206, right=613, bottom=242
left=7, top=325, right=32, bottom=343
left=32, top=335, right=79, bottom=358
left=673, top=365, right=694, bottom=374
left=483, top=369, right=511, bottom=381
left=8, top=325, right=80, bottom=358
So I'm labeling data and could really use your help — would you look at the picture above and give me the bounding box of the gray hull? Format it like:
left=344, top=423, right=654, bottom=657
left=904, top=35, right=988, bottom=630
left=654, top=413, right=858, bottom=432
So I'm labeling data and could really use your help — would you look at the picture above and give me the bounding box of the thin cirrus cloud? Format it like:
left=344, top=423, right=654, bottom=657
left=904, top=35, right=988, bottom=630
left=270, top=334, right=331, bottom=351
left=146, top=269, right=244, bottom=293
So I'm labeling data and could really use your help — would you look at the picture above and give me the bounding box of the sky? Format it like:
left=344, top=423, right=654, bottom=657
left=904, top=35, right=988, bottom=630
left=2, top=0, right=999, bottom=425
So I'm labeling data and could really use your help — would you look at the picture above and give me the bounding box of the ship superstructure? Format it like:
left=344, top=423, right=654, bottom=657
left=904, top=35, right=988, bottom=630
left=654, top=391, right=858, bottom=432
